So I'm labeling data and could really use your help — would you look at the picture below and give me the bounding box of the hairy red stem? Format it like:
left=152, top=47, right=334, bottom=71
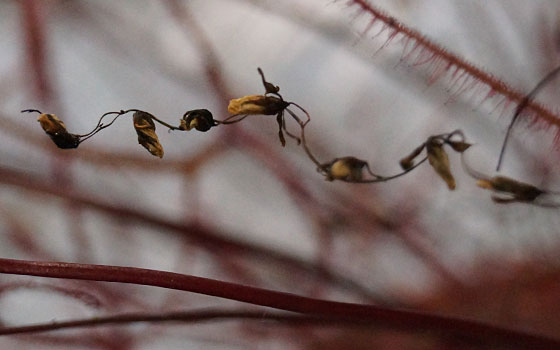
left=350, top=0, right=560, bottom=129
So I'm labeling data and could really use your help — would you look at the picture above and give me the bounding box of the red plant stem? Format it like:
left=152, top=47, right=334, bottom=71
left=20, top=0, right=55, bottom=105
left=0, top=309, right=354, bottom=336
left=166, top=0, right=231, bottom=103
left=350, top=0, right=560, bottom=128
left=0, top=258, right=557, bottom=348
left=0, top=165, right=381, bottom=303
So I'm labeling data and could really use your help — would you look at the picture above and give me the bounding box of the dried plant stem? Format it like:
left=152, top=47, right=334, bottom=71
left=496, top=65, right=560, bottom=171
left=0, top=258, right=557, bottom=348
left=0, top=309, right=328, bottom=336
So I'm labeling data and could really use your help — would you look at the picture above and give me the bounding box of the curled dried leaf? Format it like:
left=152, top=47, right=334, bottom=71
left=37, top=114, right=80, bottom=149
left=180, top=109, right=215, bottom=132
left=476, top=176, right=544, bottom=203
left=320, top=157, right=369, bottom=182
left=426, top=139, right=455, bottom=190
left=133, top=111, right=164, bottom=158
left=227, top=95, right=288, bottom=115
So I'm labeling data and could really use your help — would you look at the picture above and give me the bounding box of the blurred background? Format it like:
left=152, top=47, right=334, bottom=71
left=1, top=0, right=560, bottom=348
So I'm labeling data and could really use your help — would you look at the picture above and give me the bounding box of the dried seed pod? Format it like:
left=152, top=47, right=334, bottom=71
left=426, top=139, right=455, bottom=190
left=320, top=157, right=369, bottom=182
left=180, top=109, right=215, bottom=132
left=227, top=95, right=289, bottom=116
left=476, top=176, right=544, bottom=202
left=399, top=143, right=426, bottom=170
left=37, top=114, right=80, bottom=149
left=133, top=111, right=164, bottom=158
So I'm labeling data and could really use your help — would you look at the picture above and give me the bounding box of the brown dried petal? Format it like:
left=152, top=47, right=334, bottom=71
left=427, top=140, right=455, bottom=190
left=133, top=111, right=164, bottom=158
left=322, top=157, right=368, bottom=182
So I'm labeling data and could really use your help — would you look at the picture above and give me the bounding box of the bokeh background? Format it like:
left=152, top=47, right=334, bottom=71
left=1, top=0, right=560, bottom=348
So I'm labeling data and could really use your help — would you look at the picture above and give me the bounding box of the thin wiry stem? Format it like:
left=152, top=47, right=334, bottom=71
left=496, top=65, right=560, bottom=171
left=0, top=258, right=557, bottom=348
left=0, top=308, right=369, bottom=336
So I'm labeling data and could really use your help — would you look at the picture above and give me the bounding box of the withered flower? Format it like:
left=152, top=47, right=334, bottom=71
left=399, top=144, right=425, bottom=170
left=180, top=109, right=215, bottom=132
left=476, top=176, right=544, bottom=203
left=228, top=95, right=288, bottom=116
left=133, top=111, right=164, bottom=158
left=426, top=138, right=455, bottom=190
left=320, top=157, right=369, bottom=182
left=37, top=113, right=80, bottom=149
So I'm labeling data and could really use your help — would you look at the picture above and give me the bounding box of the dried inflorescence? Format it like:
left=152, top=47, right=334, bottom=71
left=22, top=68, right=559, bottom=207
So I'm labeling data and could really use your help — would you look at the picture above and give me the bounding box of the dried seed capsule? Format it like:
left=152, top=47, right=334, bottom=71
left=321, top=157, right=369, bottom=182
left=399, top=143, right=426, bottom=170
left=426, top=139, right=455, bottom=190
left=227, top=95, right=289, bottom=115
left=37, top=114, right=80, bottom=149
left=476, top=176, right=543, bottom=202
left=180, top=109, right=215, bottom=132
left=133, top=111, right=164, bottom=158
